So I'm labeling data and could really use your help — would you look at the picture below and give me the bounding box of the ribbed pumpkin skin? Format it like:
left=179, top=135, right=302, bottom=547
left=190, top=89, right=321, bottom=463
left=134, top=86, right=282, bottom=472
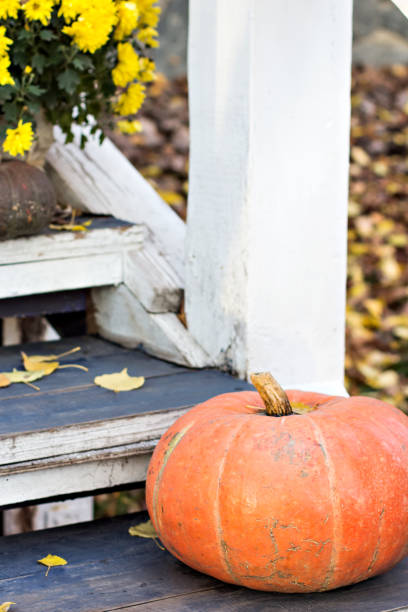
left=146, top=390, right=408, bottom=592
left=0, top=160, right=56, bottom=240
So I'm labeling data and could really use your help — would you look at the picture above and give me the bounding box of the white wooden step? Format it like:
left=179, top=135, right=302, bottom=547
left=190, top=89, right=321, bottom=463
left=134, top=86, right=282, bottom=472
left=0, top=216, right=144, bottom=299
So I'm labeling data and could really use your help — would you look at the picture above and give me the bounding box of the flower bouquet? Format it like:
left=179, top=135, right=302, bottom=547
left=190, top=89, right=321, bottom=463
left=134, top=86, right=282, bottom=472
left=0, top=0, right=159, bottom=240
left=0, top=0, right=159, bottom=158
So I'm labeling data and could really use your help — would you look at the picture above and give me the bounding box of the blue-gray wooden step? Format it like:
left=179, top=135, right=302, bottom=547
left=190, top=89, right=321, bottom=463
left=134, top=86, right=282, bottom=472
left=0, top=336, right=250, bottom=507
left=1, top=511, right=407, bottom=611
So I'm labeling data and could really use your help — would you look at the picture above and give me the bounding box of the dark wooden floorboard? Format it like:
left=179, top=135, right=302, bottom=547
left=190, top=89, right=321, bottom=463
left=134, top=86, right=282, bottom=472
left=1, top=511, right=407, bottom=612
left=0, top=336, right=250, bottom=436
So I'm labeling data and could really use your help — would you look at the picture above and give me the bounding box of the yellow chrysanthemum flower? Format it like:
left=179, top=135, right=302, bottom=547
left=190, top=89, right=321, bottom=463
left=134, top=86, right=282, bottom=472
left=58, top=0, right=82, bottom=22
left=114, top=82, right=145, bottom=115
left=0, top=26, right=13, bottom=57
left=24, top=65, right=33, bottom=74
left=112, top=42, right=139, bottom=87
left=117, top=119, right=142, bottom=134
left=137, top=57, right=155, bottom=82
left=137, top=26, right=159, bottom=48
left=63, top=0, right=118, bottom=53
left=0, top=54, right=15, bottom=86
left=23, top=0, right=55, bottom=26
left=3, top=120, right=34, bottom=157
left=114, top=1, right=139, bottom=41
left=138, top=0, right=160, bottom=28
left=0, top=0, right=20, bottom=19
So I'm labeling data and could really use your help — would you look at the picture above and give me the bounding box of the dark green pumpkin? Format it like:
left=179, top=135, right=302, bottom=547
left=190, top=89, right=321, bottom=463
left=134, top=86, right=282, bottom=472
left=0, top=160, right=57, bottom=241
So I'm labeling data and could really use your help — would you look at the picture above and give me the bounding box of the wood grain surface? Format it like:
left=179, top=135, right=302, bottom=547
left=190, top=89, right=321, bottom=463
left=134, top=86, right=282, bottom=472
left=1, top=511, right=407, bottom=611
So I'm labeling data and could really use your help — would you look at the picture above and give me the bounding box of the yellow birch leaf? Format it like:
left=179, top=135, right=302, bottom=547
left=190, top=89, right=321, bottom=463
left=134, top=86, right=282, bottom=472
left=49, top=221, right=92, bottom=232
left=23, top=347, right=81, bottom=363
left=129, top=520, right=164, bottom=549
left=22, top=349, right=87, bottom=374
left=129, top=520, right=158, bottom=538
left=1, top=370, right=44, bottom=390
left=0, top=374, right=11, bottom=388
left=0, top=603, right=16, bottom=612
left=291, top=402, right=316, bottom=414
left=21, top=352, right=59, bottom=375
left=38, top=554, right=67, bottom=576
left=94, top=368, right=145, bottom=392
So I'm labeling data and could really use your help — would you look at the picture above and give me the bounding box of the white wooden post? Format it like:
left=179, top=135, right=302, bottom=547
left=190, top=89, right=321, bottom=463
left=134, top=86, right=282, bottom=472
left=186, top=0, right=352, bottom=393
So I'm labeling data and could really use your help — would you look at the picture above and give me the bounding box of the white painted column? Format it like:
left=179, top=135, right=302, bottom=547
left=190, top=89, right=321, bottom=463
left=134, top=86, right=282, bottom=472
left=186, top=0, right=352, bottom=393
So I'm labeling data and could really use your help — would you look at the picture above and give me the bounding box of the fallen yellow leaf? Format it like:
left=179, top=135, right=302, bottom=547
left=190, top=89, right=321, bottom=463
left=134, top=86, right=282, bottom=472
left=0, top=603, right=16, bottom=612
left=1, top=369, right=44, bottom=390
left=21, top=352, right=59, bottom=375
left=129, top=520, right=164, bottom=550
left=38, top=554, right=67, bottom=576
left=21, top=349, right=88, bottom=375
left=0, top=374, right=11, bottom=388
left=94, top=368, right=145, bottom=392
left=129, top=520, right=158, bottom=538
left=49, top=220, right=92, bottom=232
left=291, top=402, right=316, bottom=414
left=23, top=347, right=81, bottom=363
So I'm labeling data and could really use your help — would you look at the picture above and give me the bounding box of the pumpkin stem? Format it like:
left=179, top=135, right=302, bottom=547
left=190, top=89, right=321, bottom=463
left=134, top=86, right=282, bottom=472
left=250, top=372, right=293, bottom=417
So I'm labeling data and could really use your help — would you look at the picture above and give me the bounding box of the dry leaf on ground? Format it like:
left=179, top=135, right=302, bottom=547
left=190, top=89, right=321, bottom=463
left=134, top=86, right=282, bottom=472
left=129, top=520, right=164, bottom=549
left=37, top=554, right=67, bottom=577
left=0, top=374, right=11, bottom=388
left=21, top=349, right=88, bottom=375
left=23, top=347, right=81, bottom=363
left=0, top=603, right=16, bottom=612
left=1, top=370, right=44, bottom=390
left=291, top=402, right=317, bottom=415
left=94, top=368, right=145, bottom=392
left=21, top=352, right=59, bottom=375
left=49, top=220, right=92, bottom=232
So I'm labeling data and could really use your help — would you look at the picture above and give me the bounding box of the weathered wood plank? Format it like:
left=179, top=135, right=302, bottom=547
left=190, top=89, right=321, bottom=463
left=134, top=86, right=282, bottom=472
left=46, top=126, right=186, bottom=280
left=0, top=252, right=124, bottom=299
left=0, top=336, right=249, bottom=468
left=0, top=370, right=249, bottom=464
left=0, top=220, right=143, bottom=265
left=186, top=0, right=351, bottom=394
left=1, top=445, right=153, bottom=507
left=124, top=242, right=183, bottom=313
left=0, top=290, right=87, bottom=318
left=93, top=284, right=211, bottom=367
left=1, top=511, right=408, bottom=612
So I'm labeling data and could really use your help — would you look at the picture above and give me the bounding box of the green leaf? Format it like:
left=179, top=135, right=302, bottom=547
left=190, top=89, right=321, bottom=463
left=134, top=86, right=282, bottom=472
left=39, top=30, right=55, bottom=41
left=57, top=69, right=80, bottom=94
left=27, top=99, right=41, bottom=115
left=0, top=86, right=13, bottom=102
left=3, top=103, right=18, bottom=123
left=17, top=29, right=32, bottom=42
left=72, top=55, right=93, bottom=71
left=32, top=53, right=47, bottom=74
left=27, top=84, right=46, bottom=97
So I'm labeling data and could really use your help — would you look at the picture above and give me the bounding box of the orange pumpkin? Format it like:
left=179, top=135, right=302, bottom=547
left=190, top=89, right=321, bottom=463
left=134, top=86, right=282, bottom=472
left=146, top=373, right=408, bottom=592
